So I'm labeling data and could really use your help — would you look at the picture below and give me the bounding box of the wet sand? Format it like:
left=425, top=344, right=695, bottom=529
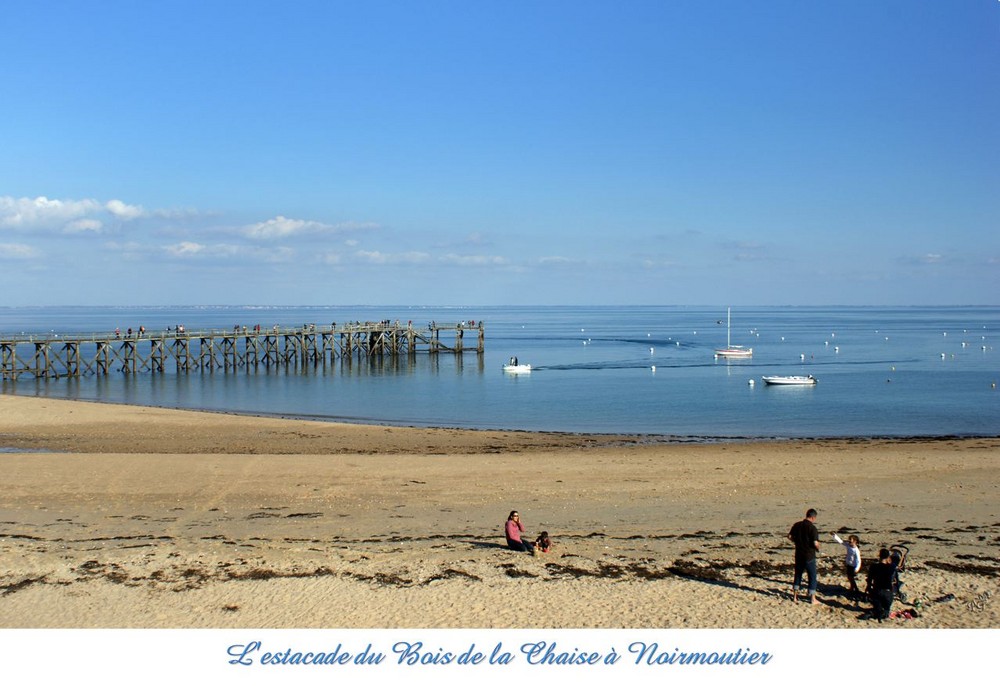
left=1, top=394, right=997, bottom=628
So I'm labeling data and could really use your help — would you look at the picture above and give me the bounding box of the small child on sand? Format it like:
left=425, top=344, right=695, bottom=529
left=533, top=531, right=552, bottom=554
left=832, top=533, right=862, bottom=603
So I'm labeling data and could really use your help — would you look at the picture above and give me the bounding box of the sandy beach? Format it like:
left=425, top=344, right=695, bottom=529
left=1, top=393, right=997, bottom=629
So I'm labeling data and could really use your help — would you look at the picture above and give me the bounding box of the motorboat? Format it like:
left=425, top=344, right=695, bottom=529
left=502, top=363, right=532, bottom=374
left=715, top=307, right=753, bottom=358
left=761, top=375, right=816, bottom=385
left=503, top=356, right=531, bottom=374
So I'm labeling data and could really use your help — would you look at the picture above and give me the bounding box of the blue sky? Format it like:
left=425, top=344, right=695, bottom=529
left=1, top=1, right=997, bottom=306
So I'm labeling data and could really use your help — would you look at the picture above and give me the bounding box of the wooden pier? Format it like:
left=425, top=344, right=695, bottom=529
left=0, top=321, right=484, bottom=380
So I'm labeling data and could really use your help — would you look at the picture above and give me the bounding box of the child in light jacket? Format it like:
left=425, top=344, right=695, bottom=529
left=833, top=533, right=862, bottom=603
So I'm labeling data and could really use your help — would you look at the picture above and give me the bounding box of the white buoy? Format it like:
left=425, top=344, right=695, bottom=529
left=651, top=366, right=656, bottom=373
left=748, top=379, right=755, bottom=387
left=800, top=353, right=805, bottom=361
left=650, top=347, right=654, bottom=355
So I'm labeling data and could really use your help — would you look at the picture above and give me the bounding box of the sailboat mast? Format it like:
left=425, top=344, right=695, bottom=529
left=727, top=307, right=731, bottom=347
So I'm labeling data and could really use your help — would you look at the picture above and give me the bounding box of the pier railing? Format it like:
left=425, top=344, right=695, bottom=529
left=0, top=321, right=484, bottom=379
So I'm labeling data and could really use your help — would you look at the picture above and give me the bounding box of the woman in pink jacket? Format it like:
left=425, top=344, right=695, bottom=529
left=505, top=510, right=531, bottom=552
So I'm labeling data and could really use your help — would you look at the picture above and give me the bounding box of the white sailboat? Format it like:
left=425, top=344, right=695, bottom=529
left=714, top=307, right=753, bottom=359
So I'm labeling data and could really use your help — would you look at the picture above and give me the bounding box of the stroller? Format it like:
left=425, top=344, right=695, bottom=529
left=890, top=544, right=909, bottom=602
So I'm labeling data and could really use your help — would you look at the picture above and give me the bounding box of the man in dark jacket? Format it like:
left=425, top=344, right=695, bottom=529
left=788, top=508, right=821, bottom=604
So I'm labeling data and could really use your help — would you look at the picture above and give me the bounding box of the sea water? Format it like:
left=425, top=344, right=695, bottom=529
left=1, top=305, right=997, bottom=439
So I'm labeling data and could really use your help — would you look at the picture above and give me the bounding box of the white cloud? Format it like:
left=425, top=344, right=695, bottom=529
left=0, top=242, right=39, bottom=259
left=245, top=216, right=325, bottom=239
left=440, top=253, right=508, bottom=266
left=899, top=253, right=953, bottom=266
left=351, top=250, right=510, bottom=268
left=355, top=250, right=431, bottom=265
left=163, top=241, right=252, bottom=259
left=0, top=195, right=102, bottom=230
left=104, top=240, right=148, bottom=256
left=0, top=195, right=149, bottom=234
left=733, top=251, right=772, bottom=262
left=105, top=199, right=146, bottom=220
left=535, top=256, right=580, bottom=265
left=641, top=258, right=681, bottom=269
left=262, top=246, right=295, bottom=263
left=243, top=216, right=379, bottom=240
left=165, top=241, right=210, bottom=257
left=162, top=241, right=294, bottom=262
left=459, top=232, right=489, bottom=246
left=66, top=218, right=104, bottom=233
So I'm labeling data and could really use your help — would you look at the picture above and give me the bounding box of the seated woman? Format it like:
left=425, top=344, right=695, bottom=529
left=505, top=510, right=531, bottom=552
left=864, top=548, right=895, bottom=621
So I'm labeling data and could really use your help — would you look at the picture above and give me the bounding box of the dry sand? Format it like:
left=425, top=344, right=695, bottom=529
left=1, top=394, right=997, bottom=629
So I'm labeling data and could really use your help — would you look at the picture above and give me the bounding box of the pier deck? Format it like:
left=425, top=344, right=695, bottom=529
left=1, top=321, right=484, bottom=379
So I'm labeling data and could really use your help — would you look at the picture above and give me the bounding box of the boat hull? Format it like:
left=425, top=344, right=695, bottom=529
left=715, top=347, right=753, bottom=358
left=762, top=375, right=816, bottom=385
left=502, top=364, right=532, bottom=374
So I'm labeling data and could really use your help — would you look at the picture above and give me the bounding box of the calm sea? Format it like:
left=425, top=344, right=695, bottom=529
left=1, top=305, right=997, bottom=440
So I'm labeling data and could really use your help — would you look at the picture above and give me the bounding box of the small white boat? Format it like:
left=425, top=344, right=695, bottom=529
left=715, top=307, right=753, bottom=359
left=762, top=375, right=816, bottom=385
left=502, top=363, right=532, bottom=374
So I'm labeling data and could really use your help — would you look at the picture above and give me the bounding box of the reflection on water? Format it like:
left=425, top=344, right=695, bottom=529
left=2, top=305, right=997, bottom=438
